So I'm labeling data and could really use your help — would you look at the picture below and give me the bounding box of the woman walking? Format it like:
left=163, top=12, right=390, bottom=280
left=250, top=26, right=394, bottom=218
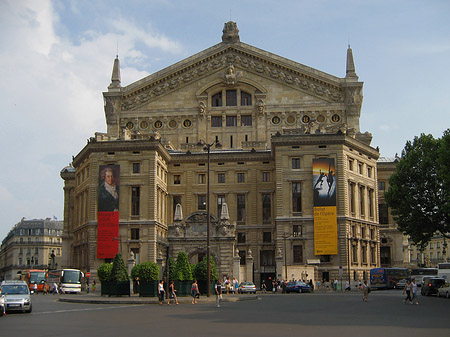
left=403, top=280, right=412, bottom=304
left=191, top=280, right=199, bottom=304
left=167, top=281, right=178, bottom=305
left=158, top=280, right=165, bottom=305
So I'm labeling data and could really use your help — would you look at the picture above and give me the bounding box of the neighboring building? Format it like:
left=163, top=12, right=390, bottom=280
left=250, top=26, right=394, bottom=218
left=0, top=218, right=63, bottom=280
left=61, top=22, right=381, bottom=285
left=376, top=157, right=449, bottom=269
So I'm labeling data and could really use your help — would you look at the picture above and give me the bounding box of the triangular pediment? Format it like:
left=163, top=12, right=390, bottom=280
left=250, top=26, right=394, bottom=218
left=121, top=42, right=344, bottom=110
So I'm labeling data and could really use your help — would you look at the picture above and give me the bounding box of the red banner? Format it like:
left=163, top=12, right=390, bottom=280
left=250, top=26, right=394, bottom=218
left=97, top=212, right=119, bottom=259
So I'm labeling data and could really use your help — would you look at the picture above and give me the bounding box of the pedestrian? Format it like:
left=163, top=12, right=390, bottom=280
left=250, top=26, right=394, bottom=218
left=403, top=280, right=412, bottom=304
left=191, top=280, right=199, bottom=304
left=33, top=283, right=38, bottom=294
left=261, top=281, right=267, bottom=293
left=43, top=281, right=48, bottom=295
left=92, top=280, right=96, bottom=292
left=215, top=279, right=222, bottom=308
left=233, top=277, right=239, bottom=294
left=362, top=280, right=369, bottom=302
left=334, top=279, right=338, bottom=291
left=411, top=279, right=419, bottom=305
left=53, top=282, right=58, bottom=295
left=167, top=281, right=178, bottom=305
left=345, top=280, right=351, bottom=291
left=158, top=280, right=165, bottom=305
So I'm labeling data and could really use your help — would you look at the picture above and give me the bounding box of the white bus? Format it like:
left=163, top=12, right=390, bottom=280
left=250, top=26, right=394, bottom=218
left=437, top=263, right=450, bottom=280
left=46, top=269, right=84, bottom=294
left=410, top=268, right=438, bottom=286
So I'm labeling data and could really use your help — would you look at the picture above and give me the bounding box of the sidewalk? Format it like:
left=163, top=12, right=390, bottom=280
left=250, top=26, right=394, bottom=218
left=58, top=291, right=261, bottom=305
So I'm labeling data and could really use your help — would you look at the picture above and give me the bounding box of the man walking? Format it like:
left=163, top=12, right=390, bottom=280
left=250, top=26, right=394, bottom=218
left=215, top=279, right=222, bottom=308
left=411, top=279, right=419, bottom=305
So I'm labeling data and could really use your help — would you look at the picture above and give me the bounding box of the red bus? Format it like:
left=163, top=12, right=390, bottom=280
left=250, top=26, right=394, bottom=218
left=22, top=269, right=47, bottom=292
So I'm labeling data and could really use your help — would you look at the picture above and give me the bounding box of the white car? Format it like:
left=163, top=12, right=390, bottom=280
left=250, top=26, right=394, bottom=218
left=437, top=282, right=450, bottom=299
left=0, top=280, right=32, bottom=313
left=0, top=293, right=5, bottom=316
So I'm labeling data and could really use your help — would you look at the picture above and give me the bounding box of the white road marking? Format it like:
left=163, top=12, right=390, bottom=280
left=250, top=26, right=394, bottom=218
left=33, top=304, right=144, bottom=315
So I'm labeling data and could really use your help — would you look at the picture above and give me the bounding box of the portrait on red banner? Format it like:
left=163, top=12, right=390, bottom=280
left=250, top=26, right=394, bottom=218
left=98, top=165, right=120, bottom=212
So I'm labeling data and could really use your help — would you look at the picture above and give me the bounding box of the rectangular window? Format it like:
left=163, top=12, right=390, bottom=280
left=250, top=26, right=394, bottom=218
left=358, top=163, right=363, bottom=174
left=237, top=172, right=245, bottom=183
left=371, top=246, right=376, bottom=264
left=131, top=186, right=140, bottom=216
left=378, top=181, right=385, bottom=191
left=218, top=173, right=225, bottom=183
left=368, top=189, right=374, bottom=217
left=217, top=195, right=225, bottom=217
left=348, top=159, right=354, bottom=171
left=360, top=186, right=365, bottom=216
left=362, top=245, right=367, bottom=264
left=198, top=195, right=206, bottom=210
left=174, top=175, right=181, bottom=184
left=262, top=193, right=271, bottom=222
left=131, top=228, right=140, bottom=240
left=293, top=245, right=303, bottom=263
left=198, top=174, right=206, bottom=184
left=293, top=225, right=302, bottom=237
left=211, top=116, right=222, bottom=127
left=263, top=232, right=272, bottom=243
left=241, top=115, right=252, bottom=126
left=292, top=158, right=300, bottom=169
left=241, top=92, right=252, bottom=106
left=352, top=244, right=358, bottom=263
left=226, top=116, right=237, bottom=127
left=349, top=182, right=355, bottom=214
left=260, top=250, right=275, bottom=266
left=237, top=194, right=246, bottom=222
left=226, top=90, right=237, bottom=106
left=237, top=232, right=246, bottom=244
left=212, top=92, right=222, bottom=107
left=239, top=250, right=246, bottom=265
left=367, top=166, right=372, bottom=177
left=132, top=162, right=141, bottom=174
left=292, top=182, right=302, bottom=212
left=262, top=172, right=270, bottom=182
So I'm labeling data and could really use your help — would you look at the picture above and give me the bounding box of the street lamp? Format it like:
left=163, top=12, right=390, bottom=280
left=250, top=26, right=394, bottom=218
left=197, top=139, right=222, bottom=297
left=347, top=232, right=351, bottom=286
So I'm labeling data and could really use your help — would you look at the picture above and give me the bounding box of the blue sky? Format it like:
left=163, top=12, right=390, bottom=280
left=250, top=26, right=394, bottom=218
left=0, top=0, right=449, bottom=240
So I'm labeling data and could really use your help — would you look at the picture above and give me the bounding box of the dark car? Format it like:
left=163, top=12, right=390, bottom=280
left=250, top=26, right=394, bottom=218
left=421, top=277, right=446, bottom=296
left=285, top=281, right=311, bottom=293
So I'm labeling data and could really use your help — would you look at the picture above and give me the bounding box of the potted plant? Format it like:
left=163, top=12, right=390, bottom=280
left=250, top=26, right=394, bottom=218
left=97, top=262, right=112, bottom=296
left=134, top=261, right=159, bottom=297
left=108, top=253, right=130, bottom=296
left=193, top=256, right=218, bottom=295
left=173, top=252, right=193, bottom=296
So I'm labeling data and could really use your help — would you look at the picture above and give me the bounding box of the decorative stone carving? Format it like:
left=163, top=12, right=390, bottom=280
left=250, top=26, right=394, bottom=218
left=222, top=21, right=240, bottom=43
left=198, top=101, right=206, bottom=115
left=277, top=248, right=282, bottom=258
left=222, top=63, right=242, bottom=85
left=257, top=99, right=266, bottom=114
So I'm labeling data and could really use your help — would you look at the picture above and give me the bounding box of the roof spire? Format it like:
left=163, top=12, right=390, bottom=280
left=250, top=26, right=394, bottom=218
left=108, top=55, right=121, bottom=91
left=346, top=45, right=358, bottom=80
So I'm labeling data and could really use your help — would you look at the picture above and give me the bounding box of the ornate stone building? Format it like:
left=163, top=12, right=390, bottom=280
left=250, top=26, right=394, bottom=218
left=0, top=218, right=63, bottom=280
left=61, top=22, right=381, bottom=285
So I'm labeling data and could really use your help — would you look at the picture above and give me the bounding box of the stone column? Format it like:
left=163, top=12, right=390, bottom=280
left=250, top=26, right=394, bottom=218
left=233, top=248, right=241, bottom=282
left=276, top=248, right=283, bottom=280
left=157, top=250, right=164, bottom=281
left=246, top=249, right=254, bottom=283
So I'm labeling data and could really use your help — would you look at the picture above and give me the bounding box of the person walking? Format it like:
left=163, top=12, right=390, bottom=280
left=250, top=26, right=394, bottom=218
left=215, top=279, right=223, bottom=308
left=403, top=280, right=412, bottom=304
left=362, top=280, right=369, bottom=302
left=158, top=280, right=165, bottom=305
left=411, top=279, right=419, bottom=305
left=92, top=280, right=96, bottom=292
left=191, top=280, right=199, bottom=304
left=167, top=281, right=178, bottom=305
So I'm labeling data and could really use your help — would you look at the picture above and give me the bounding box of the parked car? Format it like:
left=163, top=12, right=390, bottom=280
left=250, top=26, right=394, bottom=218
left=0, top=280, right=32, bottom=313
left=437, top=282, right=450, bottom=299
left=395, top=278, right=409, bottom=289
left=238, top=282, right=257, bottom=294
left=421, top=277, right=446, bottom=296
left=285, top=281, right=311, bottom=293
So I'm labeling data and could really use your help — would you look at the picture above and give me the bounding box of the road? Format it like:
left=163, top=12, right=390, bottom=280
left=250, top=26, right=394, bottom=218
left=1, top=290, right=449, bottom=337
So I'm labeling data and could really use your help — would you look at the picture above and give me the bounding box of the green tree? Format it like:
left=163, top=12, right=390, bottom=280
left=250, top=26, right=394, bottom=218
left=174, top=252, right=193, bottom=281
left=133, top=261, right=159, bottom=282
left=110, top=253, right=129, bottom=282
left=385, top=132, right=450, bottom=248
left=167, top=258, right=176, bottom=281
left=97, top=263, right=113, bottom=282
left=193, top=256, right=218, bottom=281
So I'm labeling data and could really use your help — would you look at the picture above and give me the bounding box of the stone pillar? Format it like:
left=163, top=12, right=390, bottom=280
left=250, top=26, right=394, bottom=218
left=246, top=249, right=254, bottom=283
left=276, top=248, right=283, bottom=280
left=233, top=248, right=241, bottom=282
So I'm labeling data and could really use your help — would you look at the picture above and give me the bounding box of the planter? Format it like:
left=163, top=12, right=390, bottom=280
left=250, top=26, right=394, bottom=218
left=139, top=281, right=158, bottom=297
left=174, top=280, right=192, bottom=296
left=197, top=280, right=215, bottom=295
left=101, top=281, right=130, bottom=297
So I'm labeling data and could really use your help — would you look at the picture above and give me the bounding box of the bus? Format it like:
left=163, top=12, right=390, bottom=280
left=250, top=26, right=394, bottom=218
left=46, top=269, right=84, bottom=294
left=437, top=263, right=450, bottom=280
left=410, top=268, right=438, bottom=286
left=369, top=268, right=409, bottom=289
left=21, top=269, right=46, bottom=292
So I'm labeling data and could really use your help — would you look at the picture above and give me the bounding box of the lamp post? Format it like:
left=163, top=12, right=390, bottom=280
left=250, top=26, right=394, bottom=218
left=197, top=139, right=222, bottom=297
left=347, top=232, right=351, bottom=286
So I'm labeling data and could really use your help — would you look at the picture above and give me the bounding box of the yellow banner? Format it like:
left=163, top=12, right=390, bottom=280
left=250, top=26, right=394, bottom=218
left=314, top=206, right=338, bottom=255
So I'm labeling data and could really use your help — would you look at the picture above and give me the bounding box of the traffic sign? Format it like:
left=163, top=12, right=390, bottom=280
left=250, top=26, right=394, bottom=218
left=86, top=272, right=91, bottom=278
